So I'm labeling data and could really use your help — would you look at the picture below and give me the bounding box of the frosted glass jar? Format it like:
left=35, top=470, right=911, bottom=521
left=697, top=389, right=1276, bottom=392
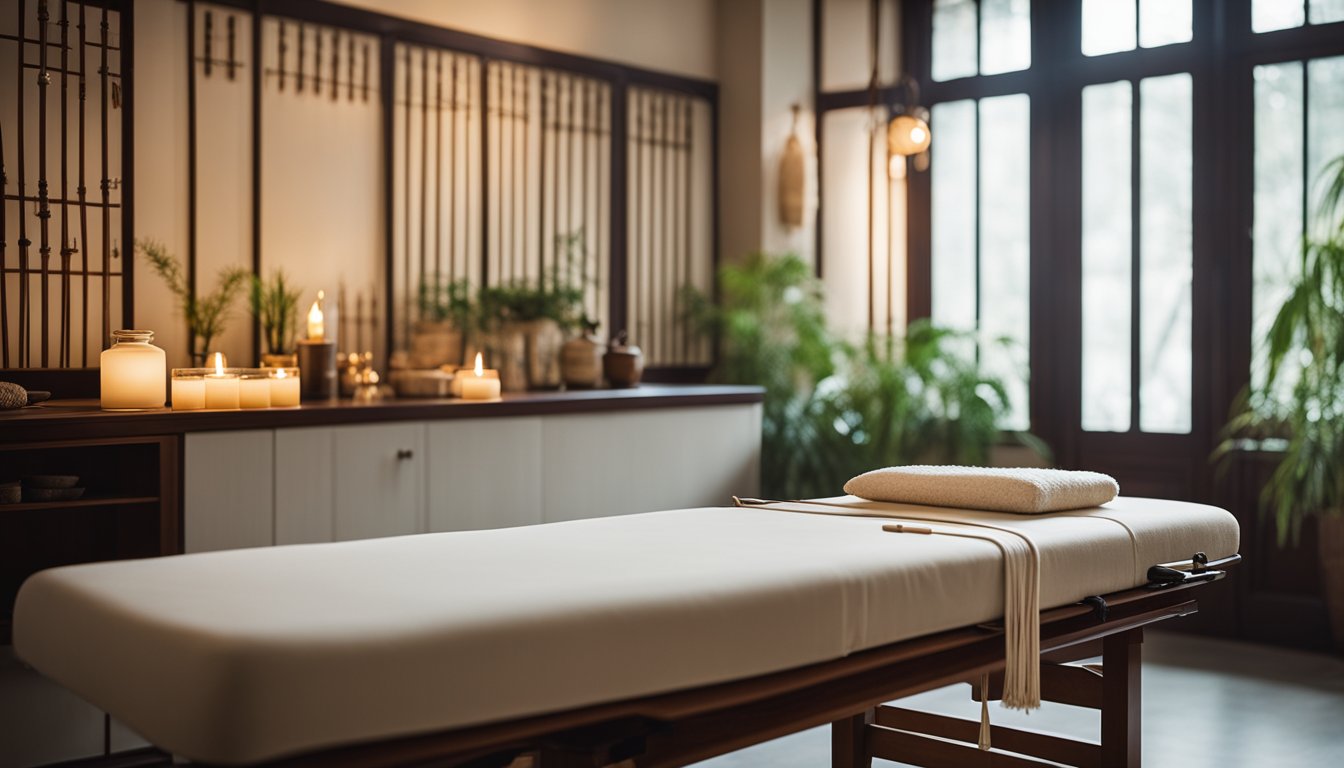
left=100, top=330, right=167, bottom=410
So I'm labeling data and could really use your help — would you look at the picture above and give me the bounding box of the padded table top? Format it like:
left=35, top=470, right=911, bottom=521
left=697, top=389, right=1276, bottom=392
left=14, top=496, right=1238, bottom=764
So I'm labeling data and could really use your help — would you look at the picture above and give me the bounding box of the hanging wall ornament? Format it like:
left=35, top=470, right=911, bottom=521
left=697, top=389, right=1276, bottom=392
left=778, top=103, right=806, bottom=229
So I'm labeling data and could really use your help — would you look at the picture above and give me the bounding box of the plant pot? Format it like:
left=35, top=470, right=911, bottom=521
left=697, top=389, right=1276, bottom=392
left=261, top=353, right=298, bottom=368
left=409, top=320, right=464, bottom=369
left=478, top=326, right=528, bottom=393
left=1319, top=513, right=1344, bottom=654
left=604, top=345, right=644, bottom=388
left=520, top=319, right=564, bottom=390
left=562, top=334, right=604, bottom=389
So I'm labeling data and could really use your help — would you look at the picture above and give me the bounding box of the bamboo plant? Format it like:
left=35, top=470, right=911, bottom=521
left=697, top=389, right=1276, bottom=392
left=137, top=239, right=249, bottom=362
left=249, top=270, right=304, bottom=356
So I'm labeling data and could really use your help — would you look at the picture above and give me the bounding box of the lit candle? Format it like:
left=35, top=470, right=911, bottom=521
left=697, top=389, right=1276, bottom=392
left=307, top=290, right=325, bottom=341
left=171, top=376, right=206, bottom=410
left=460, top=353, right=501, bottom=401
left=239, top=376, right=272, bottom=409
left=270, top=368, right=301, bottom=407
left=204, top=353, right=240, bottom=409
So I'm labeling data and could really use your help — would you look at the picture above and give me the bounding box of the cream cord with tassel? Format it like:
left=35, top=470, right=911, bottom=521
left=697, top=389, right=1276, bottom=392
left=734, top=498, right=1044, bottom=751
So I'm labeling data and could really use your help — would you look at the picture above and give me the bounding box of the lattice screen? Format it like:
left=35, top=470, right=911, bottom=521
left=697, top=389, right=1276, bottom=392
left=1, top=0, right=129, bottom=368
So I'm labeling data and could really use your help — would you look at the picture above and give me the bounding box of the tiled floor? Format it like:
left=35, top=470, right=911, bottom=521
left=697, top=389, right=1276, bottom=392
left=693, top=631, right=1344, bottom=768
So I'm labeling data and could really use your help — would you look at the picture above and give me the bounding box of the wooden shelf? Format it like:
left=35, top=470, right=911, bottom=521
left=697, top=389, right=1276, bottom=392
left=0, top=495, right=160, bottom=513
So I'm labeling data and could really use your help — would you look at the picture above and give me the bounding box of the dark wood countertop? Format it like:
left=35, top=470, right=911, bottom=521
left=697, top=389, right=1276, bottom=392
left=0, top=385, right=764, bottom=443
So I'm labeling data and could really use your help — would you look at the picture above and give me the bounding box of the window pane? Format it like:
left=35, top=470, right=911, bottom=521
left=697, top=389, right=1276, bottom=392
left=1253, top=0, right=1305, bottom=31
left=933, top=0, right=978, bottom=82
left=981, top=0, right=1031, bottom=75
left=1082, top=0, right=1137, bottom=56
left=1252, top=63, right=1303, bottom=394
left=1308, top=56, right=1344, bottom=241
left=1082, top=81, right=1133, bottom=432
left=1139, top=74, right=1193, bottom=434
left=931, top=100, right=978, bottom=332
left=1139, top=0, right=1192, bottom=48
left=978, top=94, right=1031, bottom=430
left=1309, top=0, right=1344, bottom=24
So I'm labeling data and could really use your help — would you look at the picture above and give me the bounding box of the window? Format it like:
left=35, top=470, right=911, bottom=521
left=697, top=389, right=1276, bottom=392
left=931, top=96, right=1031, bottom=430
left=1081, top=0, right=1192, bottom=57
left=1252, top=0, right=1344, bottom=32
left=1252, top=55, right=1344, bottom=395
left=926, top=1, right=1032, bottom=429
left=932, top=0, right=1030, bottom=81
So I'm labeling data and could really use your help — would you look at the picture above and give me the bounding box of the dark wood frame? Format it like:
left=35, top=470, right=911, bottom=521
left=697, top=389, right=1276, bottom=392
left=181, top=0, right=718, bottom=381
left=195, top=579, right=1211, bottom=768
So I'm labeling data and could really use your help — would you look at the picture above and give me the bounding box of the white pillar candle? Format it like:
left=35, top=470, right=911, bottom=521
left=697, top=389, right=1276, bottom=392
left=240, top=377, right=272, bottom=409
left=171, top=377, right=206, bottom=410
left=100, top=330, right=167, bottom=410
left=270, top=368, right=301, bottom=407
left=201, top=354, right=238, bottom=409
left=460, top=353, right=502, bottom=400
left=205, top=375, right=240, bottom=409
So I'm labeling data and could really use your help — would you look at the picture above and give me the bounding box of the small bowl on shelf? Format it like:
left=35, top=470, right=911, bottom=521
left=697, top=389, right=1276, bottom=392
left=25, top=475, right=80, bottom=489
left=0, top=481, right=20, bottom=505
left=23, top=486, right=86, bottom=503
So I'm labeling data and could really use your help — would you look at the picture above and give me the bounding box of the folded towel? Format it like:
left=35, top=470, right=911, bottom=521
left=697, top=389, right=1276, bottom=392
left=844, top=465, right=1118, bottom=514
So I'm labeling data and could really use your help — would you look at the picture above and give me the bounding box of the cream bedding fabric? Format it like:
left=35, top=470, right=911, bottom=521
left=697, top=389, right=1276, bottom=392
left=14, top=496, right=1237, bottom=764
left=845, top=466, right=1119, bottom=513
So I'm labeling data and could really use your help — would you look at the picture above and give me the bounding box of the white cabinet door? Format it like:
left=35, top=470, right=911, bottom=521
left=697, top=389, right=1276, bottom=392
left=275, top=428, right=336, bottom=544
left=332, top=423, right=425, bottom=541
left=184, top=430, right=274, bottom=553
left=424, top=417, right=543, bottom=532
left=541, top=404, right=761, bottom=522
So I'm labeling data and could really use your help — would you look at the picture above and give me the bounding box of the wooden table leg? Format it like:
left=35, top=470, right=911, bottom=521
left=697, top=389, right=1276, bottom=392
left=831, top=708, right=875, bottom=768
left=1101, top=628, right=1143, bottom=768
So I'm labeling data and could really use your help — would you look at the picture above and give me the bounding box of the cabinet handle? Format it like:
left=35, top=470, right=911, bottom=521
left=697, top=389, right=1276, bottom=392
left=396, top=449, right=414, bottom=460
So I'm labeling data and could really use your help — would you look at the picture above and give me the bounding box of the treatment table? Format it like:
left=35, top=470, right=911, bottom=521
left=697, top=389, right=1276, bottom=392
left=13, top=495, right=1240, bottom=767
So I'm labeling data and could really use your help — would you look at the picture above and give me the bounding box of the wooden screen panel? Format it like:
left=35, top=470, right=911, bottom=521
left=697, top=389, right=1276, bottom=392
left=390, top=43, right=480, bottom=354
left=626, top=86, right=712, bottom=368
left=1, top=0, right=129, bottom=369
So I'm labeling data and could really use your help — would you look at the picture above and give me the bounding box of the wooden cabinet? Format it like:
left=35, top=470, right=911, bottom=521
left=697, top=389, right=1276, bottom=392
left=332, top=423, right=425, bottom=541
left=425, top=417, right=543, bottom=532
left=183, top=402, right=763, bottom=552
left=184, top=431, right=275, bottom=553
left=275, top=428, right=336, bottom=545
left=541, top=406, right=762, bottom=523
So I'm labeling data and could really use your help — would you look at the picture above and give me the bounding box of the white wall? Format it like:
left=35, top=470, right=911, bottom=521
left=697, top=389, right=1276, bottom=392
left=717, top=0, right=818, bottom=268
left=333, top=0, right=718, bottom=81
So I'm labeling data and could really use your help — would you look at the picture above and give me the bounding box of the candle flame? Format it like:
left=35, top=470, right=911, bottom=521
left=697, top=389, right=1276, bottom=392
left=213, top=352, right=226, bottom=376
left=307, top=300, right=324, bottom=339
left=274, top=368, right=288, bottom=379
left=474, top=352, right=484, bottom=377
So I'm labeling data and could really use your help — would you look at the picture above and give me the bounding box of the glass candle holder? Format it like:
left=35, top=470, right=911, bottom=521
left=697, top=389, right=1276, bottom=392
left=239, top=373, right=272, bottom=409
left=269, top=368, right=301, bottom=407
left=100, top=330, right=167, bottom=411
left=170, top=369, right=207, bottom=411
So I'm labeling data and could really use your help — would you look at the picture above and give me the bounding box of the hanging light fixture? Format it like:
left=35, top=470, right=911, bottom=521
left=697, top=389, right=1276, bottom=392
left=887, top=75, right=931, bottom=158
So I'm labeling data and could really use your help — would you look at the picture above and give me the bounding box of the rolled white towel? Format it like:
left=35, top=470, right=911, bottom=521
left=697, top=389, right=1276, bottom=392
left=844, top=465, right=1118, bottom=514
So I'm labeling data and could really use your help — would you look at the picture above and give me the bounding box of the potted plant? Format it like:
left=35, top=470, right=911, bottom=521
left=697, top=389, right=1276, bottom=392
left=249, top=270, right=303, bottom=367
left=137, top=239, right=249, bottom=365
left=411, top=278, right=473, bottom=369
left=478, top=236, right=588, bottom=391
left=684, top=252, right=1039, bottom=500
left=1218, top=155, right=1344, bottom=652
